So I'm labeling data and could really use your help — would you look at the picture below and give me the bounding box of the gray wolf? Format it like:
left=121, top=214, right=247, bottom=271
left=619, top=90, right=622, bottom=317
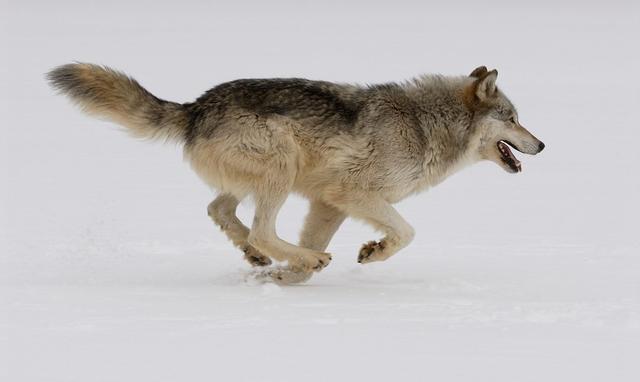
left=47, top=64, right=544, bottom=283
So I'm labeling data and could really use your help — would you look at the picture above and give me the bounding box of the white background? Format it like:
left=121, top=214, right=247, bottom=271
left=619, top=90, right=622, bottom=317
left=1, top=1, right=639, bottom=381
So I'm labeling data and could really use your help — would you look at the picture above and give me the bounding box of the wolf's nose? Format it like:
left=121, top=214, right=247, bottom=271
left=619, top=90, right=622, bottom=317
left=538, top=141, right=545, bottom=152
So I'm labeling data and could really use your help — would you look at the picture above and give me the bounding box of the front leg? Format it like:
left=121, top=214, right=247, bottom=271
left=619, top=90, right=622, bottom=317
left=332, top=197, right=415, bottom=264
left=299, top=200, right=346, bottom=252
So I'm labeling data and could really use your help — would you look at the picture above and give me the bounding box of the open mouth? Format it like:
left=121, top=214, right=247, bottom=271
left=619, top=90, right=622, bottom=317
left=497, top=140, right=522, bottom=173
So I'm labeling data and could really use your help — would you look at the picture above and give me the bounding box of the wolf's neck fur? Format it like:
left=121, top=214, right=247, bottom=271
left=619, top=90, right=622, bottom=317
left=399, top=76, right=479, bottom=192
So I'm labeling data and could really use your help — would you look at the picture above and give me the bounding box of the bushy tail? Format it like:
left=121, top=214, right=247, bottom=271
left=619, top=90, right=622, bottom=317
left=47, top=63, right=189, bottom=142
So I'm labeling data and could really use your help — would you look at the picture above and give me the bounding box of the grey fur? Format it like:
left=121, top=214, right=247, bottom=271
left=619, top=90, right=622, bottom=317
left=48, top=63, right=544, bottom=284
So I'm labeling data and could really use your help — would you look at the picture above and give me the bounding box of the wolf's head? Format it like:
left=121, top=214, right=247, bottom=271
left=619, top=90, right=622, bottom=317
left=464, top=66, right=544, bottom=173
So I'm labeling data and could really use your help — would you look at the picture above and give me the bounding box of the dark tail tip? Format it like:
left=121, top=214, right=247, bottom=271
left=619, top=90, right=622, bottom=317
left=47, top=63, right=83, bottom=94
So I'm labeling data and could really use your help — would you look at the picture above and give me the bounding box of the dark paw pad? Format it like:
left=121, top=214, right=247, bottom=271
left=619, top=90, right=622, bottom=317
left=358, top=240, right=386, bottom=263
left=242, top=246, right=272, bottom=267
left=312, top=259, right=326, bottom=271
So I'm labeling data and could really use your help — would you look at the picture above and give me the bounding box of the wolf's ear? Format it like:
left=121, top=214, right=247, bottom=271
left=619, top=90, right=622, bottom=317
left=474, top=69, right=498, bottom=101
left=469, top=66, right=488, bottom=78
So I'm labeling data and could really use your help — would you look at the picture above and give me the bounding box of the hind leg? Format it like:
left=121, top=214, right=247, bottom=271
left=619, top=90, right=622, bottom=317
left=299, top=200, right=346, bottom=251
left=207, top=193, right=271, bottom=266
left=248, top=191, right=332, bottom=272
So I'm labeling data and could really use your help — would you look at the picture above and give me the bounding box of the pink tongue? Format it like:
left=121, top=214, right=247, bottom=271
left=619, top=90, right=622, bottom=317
left=505, top=145, right=518, bottom=162
left=499, top=142, right=522, bottom=169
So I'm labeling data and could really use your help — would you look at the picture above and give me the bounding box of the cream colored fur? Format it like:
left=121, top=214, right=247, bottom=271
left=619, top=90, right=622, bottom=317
left=48, top=63, right=545, bottom=283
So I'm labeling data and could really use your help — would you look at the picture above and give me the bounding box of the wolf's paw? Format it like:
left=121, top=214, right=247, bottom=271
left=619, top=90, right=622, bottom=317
left=291, top=252, right=332, bottom=272
left=242, top=246, right=272, bottom=267
left=310, top=251, right=332, bottom=271
left=265, top=267, right=314, bottom=285
left=358, top=240, right=387, bottom=264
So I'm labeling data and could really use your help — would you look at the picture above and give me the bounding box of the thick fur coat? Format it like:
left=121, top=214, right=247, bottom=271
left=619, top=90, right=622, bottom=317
left=48, top=64, right=544, bottom=283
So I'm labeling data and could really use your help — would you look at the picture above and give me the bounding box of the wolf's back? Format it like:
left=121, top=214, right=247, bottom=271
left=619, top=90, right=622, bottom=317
left=48, top=63, right=189, bottom=142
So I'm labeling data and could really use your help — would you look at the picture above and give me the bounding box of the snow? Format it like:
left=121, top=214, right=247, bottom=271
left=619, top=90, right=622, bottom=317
left=1, top=1, right=639, bottom=381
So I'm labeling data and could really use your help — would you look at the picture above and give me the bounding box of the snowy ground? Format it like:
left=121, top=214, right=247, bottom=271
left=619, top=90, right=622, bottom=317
left=1, top=1, right=639, bottom=381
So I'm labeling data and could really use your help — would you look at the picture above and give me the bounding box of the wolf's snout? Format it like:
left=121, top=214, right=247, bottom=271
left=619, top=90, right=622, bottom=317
left=538, top=141, right=545, bottom=153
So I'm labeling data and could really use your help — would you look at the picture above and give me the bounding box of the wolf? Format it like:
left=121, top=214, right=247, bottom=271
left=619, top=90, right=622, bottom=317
left=48, top=64, right=544, bottom=283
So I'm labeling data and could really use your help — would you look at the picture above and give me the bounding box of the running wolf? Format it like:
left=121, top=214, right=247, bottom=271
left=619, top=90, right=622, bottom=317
left=48, top=64, right=544, bottom=283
